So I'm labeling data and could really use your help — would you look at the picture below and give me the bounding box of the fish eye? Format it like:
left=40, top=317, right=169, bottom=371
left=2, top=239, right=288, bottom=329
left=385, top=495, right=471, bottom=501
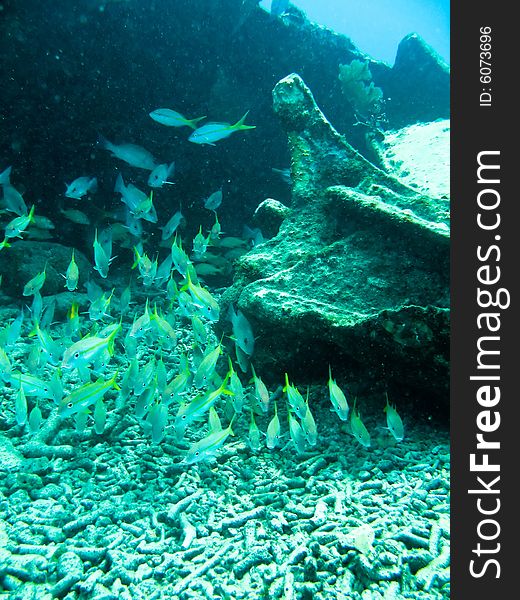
left=67, top=402, right=73, bottom=408
left=74, top=352, right=80, bottom=359
left=195, top=451, right=199, bottom=456
left=182, top=415, right=186, bottom=420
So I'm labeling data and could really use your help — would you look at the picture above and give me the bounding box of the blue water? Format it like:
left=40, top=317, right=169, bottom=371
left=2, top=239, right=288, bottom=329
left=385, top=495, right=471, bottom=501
left=260, top=0, right=450, bottom=65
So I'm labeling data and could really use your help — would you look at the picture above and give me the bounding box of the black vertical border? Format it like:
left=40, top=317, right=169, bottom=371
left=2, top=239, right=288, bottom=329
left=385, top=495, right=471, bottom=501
left=451, top=2, right=517, bottom=598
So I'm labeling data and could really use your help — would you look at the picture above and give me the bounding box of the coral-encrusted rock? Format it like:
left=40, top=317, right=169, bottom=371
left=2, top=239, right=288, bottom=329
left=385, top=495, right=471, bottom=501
left=0, top=241, right=92, bottom=297
left=222, top=74, right=449, bottom=408
left=383, top=34, right=450, bottom=128
left=253, top=198, right=291, bottom=238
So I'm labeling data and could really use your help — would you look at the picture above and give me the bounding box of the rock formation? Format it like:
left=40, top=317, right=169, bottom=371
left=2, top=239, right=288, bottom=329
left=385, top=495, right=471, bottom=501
left=223, top=74, right=449, bottom=409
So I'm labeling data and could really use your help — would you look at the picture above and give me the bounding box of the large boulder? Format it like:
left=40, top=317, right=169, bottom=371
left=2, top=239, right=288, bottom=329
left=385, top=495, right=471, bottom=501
left=382, top=33, right=450, bottom=128
left=0, top=241, right=92, bottom=298
left=222, top=74, right=449, bottom=409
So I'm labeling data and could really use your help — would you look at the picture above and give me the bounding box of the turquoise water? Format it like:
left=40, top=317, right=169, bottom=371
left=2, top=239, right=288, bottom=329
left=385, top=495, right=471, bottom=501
left=0, top=1, right=449, bottom=598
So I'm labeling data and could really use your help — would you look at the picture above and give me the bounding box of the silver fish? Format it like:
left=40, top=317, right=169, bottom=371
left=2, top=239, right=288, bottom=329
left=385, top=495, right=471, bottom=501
left=65, top=176, right=97, bottom=200
left=161, top=209, right=184, bottom=240
left=188, top=112, right=255, bottom=146
left=384, top=393, right=404, bottom=442
left=99, top=135, right=156, bottom=170
left=2, top=184, right=28, bottom=216
left=204, top=189, right=222, bottom=211
left=184, top=416, right=235, bottom=464
left=148, top=162, right=175, bottom=188
left=149, top=108, right=205, bottom=129
left=228, top=305, right=254, bottom=357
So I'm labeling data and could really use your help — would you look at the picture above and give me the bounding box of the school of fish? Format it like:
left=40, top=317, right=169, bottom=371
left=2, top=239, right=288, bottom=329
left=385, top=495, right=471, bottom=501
left=0, top=104, right=405, bottom=465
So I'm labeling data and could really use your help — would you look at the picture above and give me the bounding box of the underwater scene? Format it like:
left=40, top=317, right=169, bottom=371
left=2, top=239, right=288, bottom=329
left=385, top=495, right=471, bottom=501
left=0, top=1, right=450, bottom=598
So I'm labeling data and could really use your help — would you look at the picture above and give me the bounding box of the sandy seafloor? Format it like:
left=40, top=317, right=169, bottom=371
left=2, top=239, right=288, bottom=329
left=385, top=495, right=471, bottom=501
left=0, top=291, right=449, bottom=600
left=378, top=120, right=450, bottom=203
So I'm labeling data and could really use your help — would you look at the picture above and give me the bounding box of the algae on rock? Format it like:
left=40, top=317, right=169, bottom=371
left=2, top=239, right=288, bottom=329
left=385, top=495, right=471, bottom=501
left=223, top=73, right=449, bottom=408
left=338, top=59, right=383, bottom=119
left=0, top=241, right=92, bottom=297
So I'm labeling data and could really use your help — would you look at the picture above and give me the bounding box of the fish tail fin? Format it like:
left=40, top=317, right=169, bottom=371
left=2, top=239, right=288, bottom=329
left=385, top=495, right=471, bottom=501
left=28, top=205, right=36, bottom=223
left=282, top=372, right=289, bottom=393
left=228, top=412, right=237, bottom=436
left=179, top=268, right=192, bottom=293
left=131, top=246, right=141, bottom=270
left=383, top=390, right=391, bottom=412
left=0, top=166, right=12, bottom=186
left=233, top=110, right=256, bottom=130
left=90, top=177, right=98, bottom=193
left=97, top=133, right=111, bottom=150
left=107, top=331, right=120, bottom=357
left=150, top=301, right=158, bottom=321
left=114, top=173, right=125, bottom=194
left=111, top=370, right=121, bottom=390
left=227, top=303, right=237, bottom=324
left=188, top=116, right=206, bottom=129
